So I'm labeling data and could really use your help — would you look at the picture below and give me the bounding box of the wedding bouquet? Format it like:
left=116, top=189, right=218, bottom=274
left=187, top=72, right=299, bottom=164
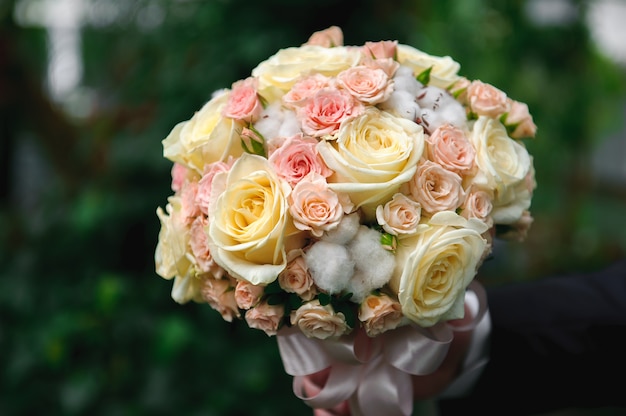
left=155, top=26, right=537, bottom=415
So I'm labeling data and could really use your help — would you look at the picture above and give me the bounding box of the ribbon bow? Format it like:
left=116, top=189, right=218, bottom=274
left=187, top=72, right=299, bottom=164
left=276, top=281, right=487, bottom=416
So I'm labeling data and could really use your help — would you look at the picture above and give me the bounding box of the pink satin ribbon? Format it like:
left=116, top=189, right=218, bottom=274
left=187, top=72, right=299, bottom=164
left=276, top=281, right=488, bottom=416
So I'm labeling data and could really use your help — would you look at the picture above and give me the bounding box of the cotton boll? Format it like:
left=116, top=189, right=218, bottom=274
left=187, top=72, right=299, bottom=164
left=345, top=226, right=395, bottom=302
left=393, top=65, right=423, bottom=96
left=278, top=109, right=301, bottom=138
left=379, top=90, right=421, bottom=121
left=304, top=240, right=354, bottom=294
left=321, top=212, right=361, bottom=245
left=254, top=102, right=284, bottom=141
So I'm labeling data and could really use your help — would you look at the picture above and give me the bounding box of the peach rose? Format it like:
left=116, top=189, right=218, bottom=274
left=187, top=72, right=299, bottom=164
left=201, top=276, right=241, bottom=322
left=189, top=215, right=225, bottom=278
left=297, top=88, right=364, bottom=138
left=207, top=154, right=301, bottom=285
left=245, top=301, right=285, bottom=336
left=170, top=162, right=188, bottom=192
left=467, top=80, right=509, bottom=118
left=388, top=211, right=489, bottom=327
left=375, top=193, right=425, bottom=236
left=282, top=73, right=332, bottom=109
left=409, top=160, right=466, bottom=215
left=317, top=107, right=424, bottom=220
left=222, top=77, right=263, bottom=123
left=497, top=209, right=534, bottom=242
left=363, top=40, right=398, bottom=60
left=268, top=135, right=333, bottom=187
left=180, top=180, right=201, bottom=224
left=278, top=250, right=318, bottom=301
left=426, top=124, right=476, bottom=176
left=358, top=293, right=403, bottom=337
left=235, top=279, right=265, bottom=310
left=196, top=160, right=232, bottom=216
left=289, top=172, right=352, bottom=237
left=335, top=65, right=393, bottom=104
left=304, top=26, right=344, bottom=47
left=162, top=90, right=244, bottom=173
left=459, top=184, right=494, bottom=227
left=504, top=99, right=537, bottom=139
left=290, top=299, right=351, bottom=340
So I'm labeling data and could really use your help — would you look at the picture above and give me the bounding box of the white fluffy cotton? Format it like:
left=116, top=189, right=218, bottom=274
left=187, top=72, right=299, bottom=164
left=303, top=240, right=354, bottom=294
left=379, top=90, right=421, bottom=121
left=321, top=212, right=361, bottom=245
left=345, top=226, right=396, bottom=302
left=416, top=86, right=467, bottom=133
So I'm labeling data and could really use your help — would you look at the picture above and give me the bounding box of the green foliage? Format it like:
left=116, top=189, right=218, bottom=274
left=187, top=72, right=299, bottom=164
left=2, top=0, right=626, bottom=415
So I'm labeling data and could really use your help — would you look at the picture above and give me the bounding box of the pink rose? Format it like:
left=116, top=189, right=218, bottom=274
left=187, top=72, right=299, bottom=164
left=449, top=77, right=471, bottom=105
left=467, top=80, right=509, bottom=118
left=201, top=276, right=240, bottom=322
left=460, top=185, right=494, bottom=227
left=363, top=40, right=398, bottom=59
left=375, top=192, right=423, bottom=236
left=358, top=293, right=403, bottom=337
left=245, top=301, right=285, bottom=336
left=196, top=160, right=232, bottom=215
left=190, top=215, right=225, bottom=278
left=504, top=99, right=537, bottom=139
left=303, top=26, right=343, bottom=47
left=335, top=65, right=393, bottom=105
left=268, top=135, right=333, bottom=187
left=180, top=180, right=200, bottom=224
left=278, top=250, right=318, bottom=301
left=289, top=172, right=352, bottom=237
left=290, top=300, right=351, bottom=340
left=282, top=74, right=332, bottom=109
left=171, top=162, right=188, bottom=192
left=222, top=77, right=263, bottom=122
left=426, top=124, right=476, bottom=176
left=297, top=88, right=364, bottom=137
left=234, top=279, right=265, bottom=310
left=409, top=160, right=466, bottom=214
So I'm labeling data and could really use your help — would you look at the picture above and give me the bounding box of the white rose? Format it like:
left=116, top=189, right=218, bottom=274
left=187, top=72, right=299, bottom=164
left=470, top=116, right=532, bottom=220
left=162, top=91, right=244, bottom=173
left=317, top=107, right=425, bottom=220
left=207, top=154, right=302, bottom=285
left=251, top=45, right=362, bottom=99
left=396, top=44, right=461, bottom=89
left=388, top=211, right=489, bottom=327
left=155, top=197, right=204, bottom=304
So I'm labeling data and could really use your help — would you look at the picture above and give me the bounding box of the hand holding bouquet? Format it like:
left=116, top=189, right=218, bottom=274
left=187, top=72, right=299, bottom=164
left=155, top=26, right=537, bottom=415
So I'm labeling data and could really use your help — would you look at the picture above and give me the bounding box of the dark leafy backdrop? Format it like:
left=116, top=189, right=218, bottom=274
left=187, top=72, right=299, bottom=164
left=1, top=0, right=625, bottom=415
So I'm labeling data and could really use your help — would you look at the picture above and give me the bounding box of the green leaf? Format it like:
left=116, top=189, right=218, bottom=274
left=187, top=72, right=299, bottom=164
left=266, top=293, right=284, bottom=305
left=318, top=292, right=332, bottom=306
left=416, top=67, right=432, bottom=85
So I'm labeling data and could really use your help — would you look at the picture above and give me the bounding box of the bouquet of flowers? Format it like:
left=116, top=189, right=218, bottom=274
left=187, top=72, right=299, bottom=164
left=155, top=26, right=537, bottom=415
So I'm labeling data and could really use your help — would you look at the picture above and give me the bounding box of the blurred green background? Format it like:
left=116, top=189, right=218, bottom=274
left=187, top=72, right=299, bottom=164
left=1, top=0, right=625, bottom=415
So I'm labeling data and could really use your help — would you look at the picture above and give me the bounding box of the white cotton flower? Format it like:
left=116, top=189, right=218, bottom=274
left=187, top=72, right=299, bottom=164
left=304, top=240, right=354, bottom=294
left=416, top=86, right=467, bottom=133
left=379, top=90, right=421, bottom=121
left=321, top=212, right=361, bottom=245
left=345, top=226, right=395, bottom=303
left=392, top=65, right=423, bottom=96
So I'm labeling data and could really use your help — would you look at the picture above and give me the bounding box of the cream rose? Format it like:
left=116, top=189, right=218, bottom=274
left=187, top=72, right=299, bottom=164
left=358, top=293, right=403, bottom=337
left=207, top=154, right=301, bottom=285
left=251, top=45, right=362, bottom=98
left=388, top=211, right=489, bottom=327
left=155, top=196, right=191, bottom=281
left=290, top=299, right=351, bottom=340
left=162, top=91, right=244, bottom=173
left=470, top=117, right=532, bottom=214
left=396, top=44, right=461, bottom=89
left=317, top=107, right=425, bottom=220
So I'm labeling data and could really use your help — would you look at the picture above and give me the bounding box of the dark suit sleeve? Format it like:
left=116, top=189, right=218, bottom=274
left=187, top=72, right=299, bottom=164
left=438, top=259, right=626, bottom=415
